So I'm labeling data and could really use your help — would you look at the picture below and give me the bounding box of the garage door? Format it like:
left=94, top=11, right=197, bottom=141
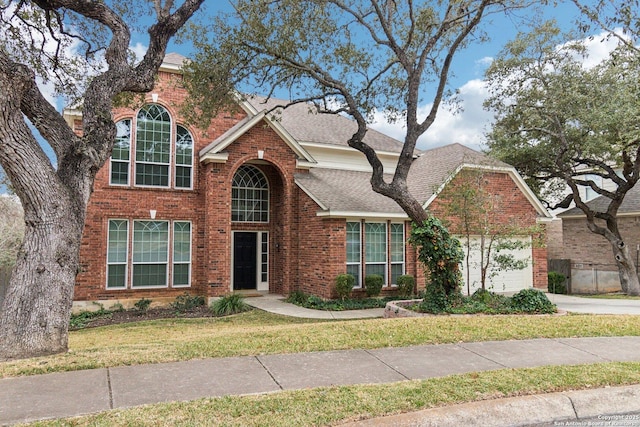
left=458, top=236, right=533, bottom=295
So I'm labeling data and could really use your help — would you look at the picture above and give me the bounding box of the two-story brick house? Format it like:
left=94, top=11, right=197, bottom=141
left=69, top=54, right=550, bottom=309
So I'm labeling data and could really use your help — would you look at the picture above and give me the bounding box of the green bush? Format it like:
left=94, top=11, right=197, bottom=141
left=285, top=289, right=308, bottom=305
left=471, top=288, right=492, bottom=304
left=365, top=274, right=384, bottom=297
left=334, top=274, right=355, bottom=300
left=171, top=292, right=205, bottom=313
left=418, top=283, right=452, bottom=314
left=211, top=294, right=250, bottom=316
left=396, top=275, right=415, bottom=297
left=510, top=288, right=556, bottom=314
left=134, top=298, right=152, bottom=312
left=548, top=271, right=567, bottom=294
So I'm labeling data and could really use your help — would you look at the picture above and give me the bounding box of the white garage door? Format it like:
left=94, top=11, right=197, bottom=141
left=458, top=236, right=533, bottom=295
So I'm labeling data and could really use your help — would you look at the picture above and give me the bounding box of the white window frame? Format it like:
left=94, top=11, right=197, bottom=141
left=390, top=222, right=405, bottom=286
left=106, top=219, right=129, bottom=289
left=346, top=221, right=362, bottom=288
left=134, top=104, right=172, bottom=189
left=109, top=119, right=132, bottom=186
left=131, top=220, right=170, bottom=289
left=365, top=222, right=387, bottom=285
left=172, top=221, right=192, bottom=287
left=174, top=124, right=194, bottom=190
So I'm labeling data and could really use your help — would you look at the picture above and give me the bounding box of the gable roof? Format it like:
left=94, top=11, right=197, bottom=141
left=295, top=143, right=550, bottom=218
left=559, top=184, right=640, bottom=218
left=242, top=96, right=408, bottom=154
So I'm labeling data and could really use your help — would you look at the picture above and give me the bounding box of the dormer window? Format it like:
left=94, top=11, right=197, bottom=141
left=109, top=103, right=193, bottom=189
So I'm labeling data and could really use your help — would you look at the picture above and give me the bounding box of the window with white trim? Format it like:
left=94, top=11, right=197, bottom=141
left=365, top=222, right=387, bottom=283
left=175, top=125, right=193, bottom=189
left=390, top=223, right=405, bottom=285
left=345, top=221, right=406, bottom=287
left=231, top=165, right=269, bottom=222
left=135, top=104, right=171, bottom=187
left=109, top=104, right=194, bottom=189
left=346, top=222, right=362, bottom=287
left=110, top=120, right=131, bottom=185
left=106, top=219, right=192, bottom=289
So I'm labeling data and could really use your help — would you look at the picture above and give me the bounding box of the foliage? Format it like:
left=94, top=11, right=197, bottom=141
left=334, top=274, right=356, bottom=300
left=437, top=169, right=537, bottom=293
left=286, top=290, right=396, bottom=311
left=134, top=298, right=152, bottom=312
left=183, top=0, right=530, bottom=224
left=548, top=271, right=568, bottom=294
left=510, top=289, right=556, bottom=314
left=285, top=290, right=309, bottom=305
left=364, top=274, right=384, bottom=297
left=211, top=294, right=251, bottom=317
left=69, top=304, right=113, bottom=330
left=396, top=275, right=415, bottom=298
left=410, top=216, right=464, bottom=297
left=484, top=21, right=640, bottom=295
left=171, top=293, right=205, bottom=313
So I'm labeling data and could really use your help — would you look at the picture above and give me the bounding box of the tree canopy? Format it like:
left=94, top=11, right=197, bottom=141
left=484, top=20, right=640, bottom=294
left=0, top=0, right=204, bottom=360
left=183, top=0, right=532, bottom=223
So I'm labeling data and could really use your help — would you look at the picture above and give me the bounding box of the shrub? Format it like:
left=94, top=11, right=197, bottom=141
left=134, top=298, right=152, bottom=312
left=396, top=275, right=415, bottom=297
left=334, top=274, right=355, bottom=300
left=418, top=283, right=452, bottom=314
left=471, top=288, right=492, bottom=304
left=171, top=292, right=205, bottom=313
left=548, top=271, right=567, bottom=294
left=211, top=294, right=250, bottom=316
left=364, top=274, right=384, bottom=297
left=510, top=288, right=556, bottom=314
left=285, top=289, right=308, bottom=305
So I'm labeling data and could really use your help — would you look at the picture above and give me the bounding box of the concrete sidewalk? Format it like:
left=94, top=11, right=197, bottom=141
left=3, top=336, right=640, bottom=425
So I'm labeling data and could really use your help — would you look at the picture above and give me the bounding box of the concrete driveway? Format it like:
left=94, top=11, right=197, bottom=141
left=546, top=293, right=640, bottom=314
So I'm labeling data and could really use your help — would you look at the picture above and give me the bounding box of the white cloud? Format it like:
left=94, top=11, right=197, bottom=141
left=369, top=79, right=493, bottom=152
left=130, top=42, right=148, bottom=64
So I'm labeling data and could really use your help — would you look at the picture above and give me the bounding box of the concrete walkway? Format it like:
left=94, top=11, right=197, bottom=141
left=545, top=292, right=640, bottom=315
left=3, top=336, right=640, bottom=425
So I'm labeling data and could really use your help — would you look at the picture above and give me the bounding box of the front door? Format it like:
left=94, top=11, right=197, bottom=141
left=233, top=232, right=257, bottom=290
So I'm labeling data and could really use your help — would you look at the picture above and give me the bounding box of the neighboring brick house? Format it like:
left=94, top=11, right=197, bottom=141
left=69, top=54, right=550, bottom=309
left=556, top=186, right=640, bottom=293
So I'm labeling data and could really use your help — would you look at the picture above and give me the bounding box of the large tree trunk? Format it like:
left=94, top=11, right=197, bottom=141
left=612, top=242, right=640, bottom=296
left=0, top=210, right=83, bottom=359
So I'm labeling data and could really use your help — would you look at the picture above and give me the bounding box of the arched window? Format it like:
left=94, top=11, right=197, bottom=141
left=231, top=165, right=269, bottom=222
left=135, top=104, right=171, bottom=187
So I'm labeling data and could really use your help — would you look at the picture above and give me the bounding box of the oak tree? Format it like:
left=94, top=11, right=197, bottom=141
left=0, top=0, right=204, bottom=360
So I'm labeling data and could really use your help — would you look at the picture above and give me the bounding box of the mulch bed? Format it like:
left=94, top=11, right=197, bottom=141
left=72, top=306, right=216, bottom=330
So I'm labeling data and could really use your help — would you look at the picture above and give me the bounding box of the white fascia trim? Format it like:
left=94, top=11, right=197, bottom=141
left=294, top=178, right=329, bottom=210
left=200, top=152, right=229, bottom=164
left=299, top=141, right=402, bottom=158
left=316, top=211, right=409, bottom=219
left=200, top=112, right=268, bottom=159
left=560, top=211, right=640, bottom=219
left=159, top=63, right=183, bottom=73
left=296, top=160, right=315, bottom=169
left=423, top=163, right=551, bottom=218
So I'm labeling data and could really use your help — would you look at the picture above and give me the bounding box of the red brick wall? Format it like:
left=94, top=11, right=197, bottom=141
left=426, top=170, right=547, bottom=290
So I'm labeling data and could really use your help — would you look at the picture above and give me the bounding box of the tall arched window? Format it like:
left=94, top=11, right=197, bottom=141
left=231, top=165, right=269, bottom=222
left=135, top=104, right=171, bottom=187
left=175, top=125, right=193, bottom=189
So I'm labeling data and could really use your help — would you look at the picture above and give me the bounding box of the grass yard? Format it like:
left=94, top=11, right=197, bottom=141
left=24, top=362, right=640, bottom=426
left=3, top=309, right=640, bottom=378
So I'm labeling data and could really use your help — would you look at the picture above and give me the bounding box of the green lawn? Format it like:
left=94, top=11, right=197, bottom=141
left=3, top=309, right=640, bottom=378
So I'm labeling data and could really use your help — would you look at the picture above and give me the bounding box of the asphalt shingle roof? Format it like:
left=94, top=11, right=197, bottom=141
left=295, top=143, right=508, bottom=215
left=559, top=184, right=640, bottom=216
left=246, top=96, right=407, bottom=153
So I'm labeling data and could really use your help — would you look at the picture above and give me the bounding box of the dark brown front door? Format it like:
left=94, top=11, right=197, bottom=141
left=233, top=232, right=257, bottom=290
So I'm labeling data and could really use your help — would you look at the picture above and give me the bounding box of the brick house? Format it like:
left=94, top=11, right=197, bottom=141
left=69, top=54, right=550, bottom=309
left=555, top=186, right=640, bottom=293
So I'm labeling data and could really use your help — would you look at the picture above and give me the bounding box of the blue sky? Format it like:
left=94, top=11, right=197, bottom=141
left=31, top=1, right=608, bottom=163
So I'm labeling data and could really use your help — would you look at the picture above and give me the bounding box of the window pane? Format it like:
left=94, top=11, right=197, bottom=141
left=173, top=222, right=191, bottom=263
left=390, top=223, right=405, bottom=263
left=231, top=165, right=269, bottom=222
left=133, top=221, right=168, bottom=263
left=133, top=264, right=167, bottom=287
left=365, top=223, right=386, bottom=263
left=347, top=264, right=360, bottom=288
left=391, top=263, right=404, bottom=285
left=110, top=120, right=131, bottom=185
left=175, top=165, right=191, bottom=189
left=365, top=263, right=385, bottom=279
left=107, top=265, right=126, bottom=288
left=173, top=264, right=190, bottom=287
left=135, top=104, right=171, bottom=187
